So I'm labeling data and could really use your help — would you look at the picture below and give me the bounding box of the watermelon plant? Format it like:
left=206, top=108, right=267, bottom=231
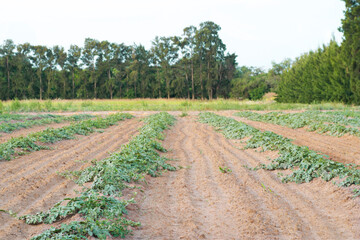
left=18, top=112, right=176, bottom=240
left=0, top=113, right=133, bottom=161
left=0, top=114, right=93, bottom=133
left=199, top=112, right=360, bottom=195
left=235, top=110, right=360, bottom=137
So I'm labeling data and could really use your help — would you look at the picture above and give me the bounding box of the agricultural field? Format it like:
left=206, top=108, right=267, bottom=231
left=0, top=106, right=360, bottom=239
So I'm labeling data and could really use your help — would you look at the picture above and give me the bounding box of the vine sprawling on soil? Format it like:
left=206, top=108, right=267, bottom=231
left=0, top=113, right=133, bottom=161
left=0, top=114, right=93, bottom=133
left=199, top=112, right=360, bottom=195
left=234, top=110, right=360, bottom=137
left=17, top=112, right=176, bottom=240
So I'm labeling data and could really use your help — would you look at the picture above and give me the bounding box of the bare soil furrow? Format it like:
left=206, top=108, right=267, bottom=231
left=208, top=129, right=350, bottom=239
left=0, top=118, right=142, bottom=240
left=126, top=116, right=360, bottom=240
left=0, top=118, right=139, bottom=187
left=0, top=120, right=140, bottom=209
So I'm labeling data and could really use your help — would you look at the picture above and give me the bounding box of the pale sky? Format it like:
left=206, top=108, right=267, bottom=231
left=1, top=0, right=345, bottom=69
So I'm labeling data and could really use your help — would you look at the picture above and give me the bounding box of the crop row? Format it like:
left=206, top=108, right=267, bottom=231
left=198, top=112, right=360, bottom=195
left=0, top=113, right=133, bottom=161
left=0, top=114, right=93, bottom=133
left=235, top=110, right=360, bottom=137
left=0, top=113, right=60, bottom=122
left=17, top=112, right=176, bottom=239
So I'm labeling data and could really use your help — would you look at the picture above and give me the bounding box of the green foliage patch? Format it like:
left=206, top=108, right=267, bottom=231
left=0, top=114, right=93, bottom=133
left=18, top=112, right=176, bottom=239
left=0, top=113, right=133, bottom=161
left=235, top=110, right=360, bottom=137
left=199, top=112, right=360, bottom=194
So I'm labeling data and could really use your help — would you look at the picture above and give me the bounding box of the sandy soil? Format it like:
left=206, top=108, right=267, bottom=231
left=1, top=111, right=360, bottom=240
left=126, top=116, right=360, bottom=240
left=0, top=118, right=142, bottom=240
left=216, top=112, right=360, bottom=166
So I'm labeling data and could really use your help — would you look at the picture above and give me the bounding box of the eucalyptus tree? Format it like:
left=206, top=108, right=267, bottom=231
left=126, top=44, right=150, bottom=98
left=96, top=41, right=126, bottom=99
left=53, top=45, right=67, bottom=98
left=81, top=38, right=99, bottom=98
left=151, top=36, right=179, bottom=99
left=182, top=26, right=197, bottom=99
left=45, top=47, right=55, bottom=98
left=67, top=44, right=81, bottom=98
left=198, top=21, right=226, bottom=99
left=0, top=39, right=16, bottom=99
left=13, top=43, right=32, bottom=98
left=31, top=45, right=48, bottom=100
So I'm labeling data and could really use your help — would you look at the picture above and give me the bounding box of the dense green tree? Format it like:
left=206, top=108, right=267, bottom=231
left=0, top=22, right=240, bottom=101
left=151, top=37, right=179, bottom=99
left=67, top=45, right=82, bottom=98
left=31, top=45, right=48, bottom=100
left=53, top=46, right=67, bottom=98
left=81, top=38, right=98, bottom=98
left=0, top=39, right=16, bottom=99
left=340, top=0, right=360, bottom=103
left=182, top=26, right=197, bottom=99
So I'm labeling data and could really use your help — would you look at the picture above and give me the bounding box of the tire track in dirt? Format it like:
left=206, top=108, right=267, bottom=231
left=126, top=116, right=360, bottom=240
left=0, top=118, right=143, bottom=240
left=0, top=122, right=72, bottom=144
left=217, top=112, right=360, bottom=166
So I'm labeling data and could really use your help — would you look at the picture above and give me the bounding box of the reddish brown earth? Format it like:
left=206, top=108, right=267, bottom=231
left=216, top=111, right=360, bottom=166
left=126, top=116, right=360, bottom=240
left=0, top=118, right=142, bottom=240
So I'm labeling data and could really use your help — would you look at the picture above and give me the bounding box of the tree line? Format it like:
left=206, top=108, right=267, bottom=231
left=0, top=21, right=238, bottom=100
left=276, top=0, right=360, bottom=104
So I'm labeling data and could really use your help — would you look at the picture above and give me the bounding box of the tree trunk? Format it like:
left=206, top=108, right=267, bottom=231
left=200, top=60, right=203, bottom=100
left=166, top=67, right=170, bottom=99
left=94, top=75, right=97, bottom=99
left=84, top=75, right=88, bottom=99
left=39, top=68, right=42, bottom=100
left=217, top=64, right=222, bottom=99
left=167, top=77, right=170, bottom=99
left=185, top=70, right=190, bottom=99
left=208, top=60, right=211, bottom=100
left=63, top=71, right=66, bottom=99
left=48, top=70, right=51, bottom=99
left=119, top=84, right=122, bottom=98
left=108, top=69, right=112, bottom=99
left=191, top=60, right=194, bottom=100
left=72, top=71, right=75, bottom=99
left=6, top=56, right=10, bottom=99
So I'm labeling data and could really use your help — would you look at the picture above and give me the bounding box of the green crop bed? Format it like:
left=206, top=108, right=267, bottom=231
left=199, top=112, right=360, bottom=196
left=235, top=110, right=360, bottom=137
left=0, top=113, right=133, bottom=161
left=15, top=112, right=176, bottom=239
left=0, top=114, right=93, bottom=133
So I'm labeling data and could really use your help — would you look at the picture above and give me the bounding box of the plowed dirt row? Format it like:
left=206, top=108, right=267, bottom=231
left=126, top=116, right=360, bottom=240
left=216, top=112, right=360, bottom=166
left=0, top=122, right=72, bottom=144
left=0, top=118, right=142, bottom=240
